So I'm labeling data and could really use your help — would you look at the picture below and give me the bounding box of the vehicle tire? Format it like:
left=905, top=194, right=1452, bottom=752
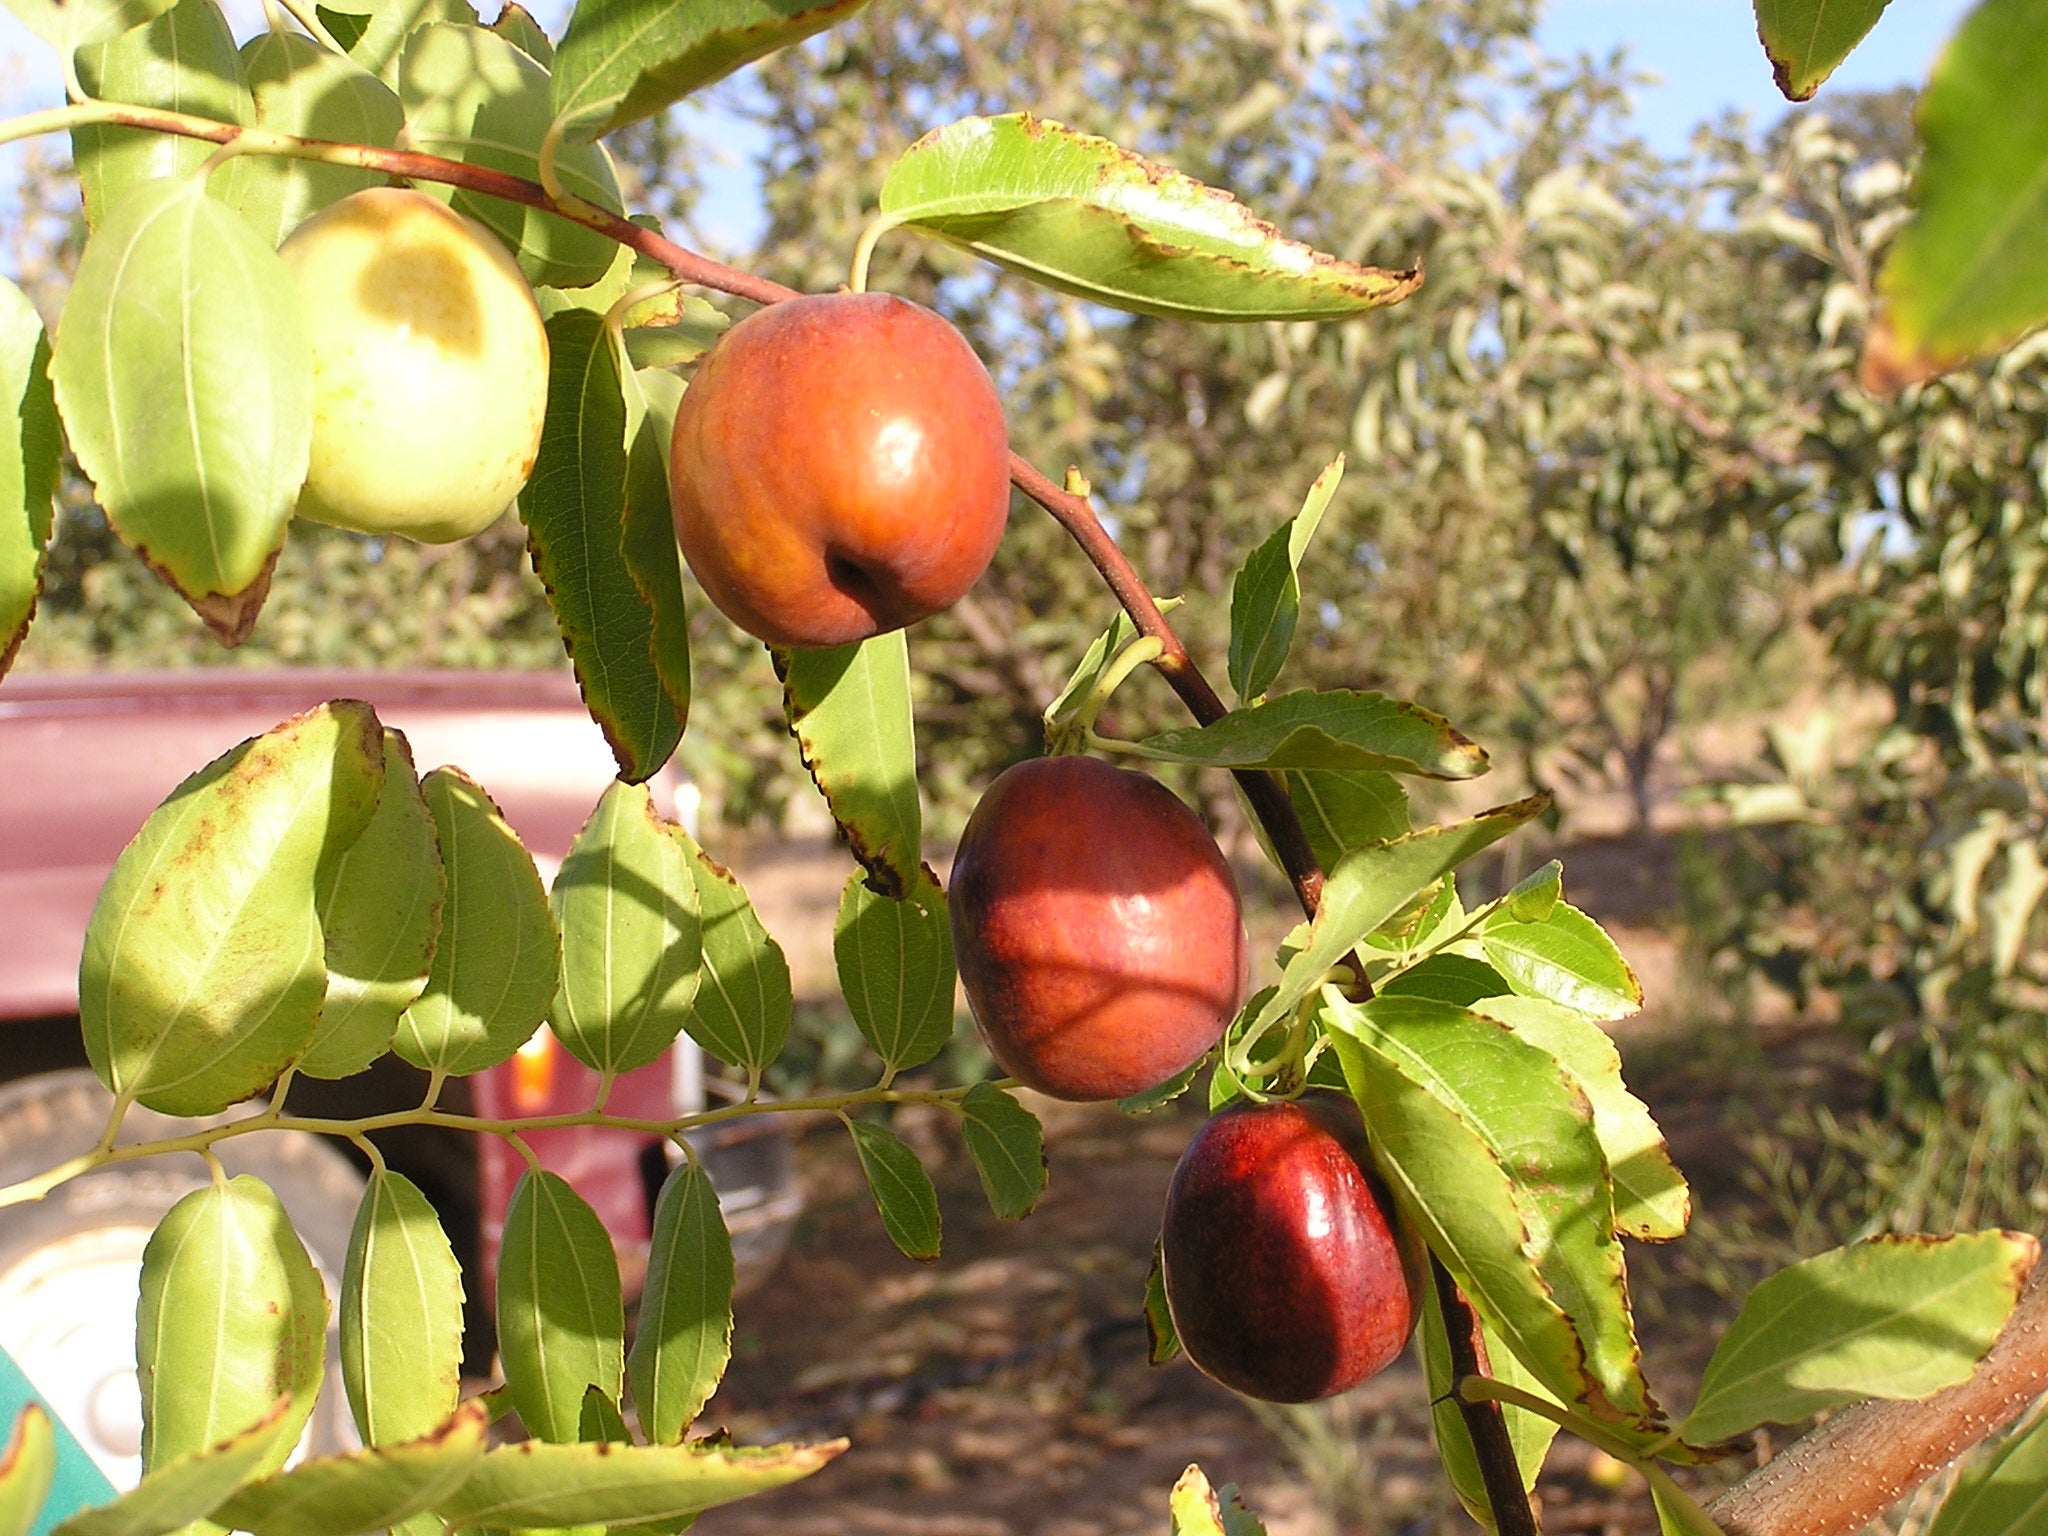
left=0, top=1069, right=364, bottom=1489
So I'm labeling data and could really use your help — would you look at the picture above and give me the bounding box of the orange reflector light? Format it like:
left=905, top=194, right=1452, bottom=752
left=512, top=1031, right=555, bottom=1113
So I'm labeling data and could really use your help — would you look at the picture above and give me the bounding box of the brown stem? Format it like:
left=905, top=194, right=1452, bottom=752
left=1705, top=1254, right=2048, bottom=1536
left=1434, top=1258, right=1542, bottom=1536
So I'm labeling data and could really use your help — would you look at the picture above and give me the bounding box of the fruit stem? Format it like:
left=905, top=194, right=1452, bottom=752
left=847, top=217, right=897, bottom=295
left=1073, top=634, right=1163, bottom=739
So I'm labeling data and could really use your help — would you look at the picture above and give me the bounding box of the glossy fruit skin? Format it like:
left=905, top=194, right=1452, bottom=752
left=669, top=291, right=1010, bottom=649
left=948, top=755, right=1247, bottom=1102
left=278, top=187, right=548, bottom=543
left=1162, top=1092, right=1422, bottom=1403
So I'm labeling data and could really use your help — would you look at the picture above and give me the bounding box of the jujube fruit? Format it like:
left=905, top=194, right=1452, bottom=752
left=278, top=187, right=549, bottom=543
left=947, top=754, right=1247, bottom=1101
left=1161, top=1091, right=1422, bottom=1402
left=668, top=291, right=1011, bottom=649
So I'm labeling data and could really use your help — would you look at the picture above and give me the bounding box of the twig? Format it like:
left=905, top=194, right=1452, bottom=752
left=1436, top=1260, right=1542, bottom=1536
left=1705, top=1254, right=2048, bottom=1536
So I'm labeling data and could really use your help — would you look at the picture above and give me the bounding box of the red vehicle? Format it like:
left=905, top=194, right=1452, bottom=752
left=0, top=670, right=796, bottom=1486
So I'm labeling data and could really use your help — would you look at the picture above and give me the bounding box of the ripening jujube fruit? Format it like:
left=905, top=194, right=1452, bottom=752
left=279, top=186, right=549, bottom=543
left=947, top=754, right=1247, bottom=1101
left=1161, top=1091, right=1423, bottom=1403
left=668, top=290, right=1011, bottom=649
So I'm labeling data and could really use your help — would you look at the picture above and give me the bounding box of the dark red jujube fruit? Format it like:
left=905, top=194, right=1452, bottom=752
left=947, top=755, right=1247, bottom=1102
left=1161, top=1091, right=1422, bottom=1402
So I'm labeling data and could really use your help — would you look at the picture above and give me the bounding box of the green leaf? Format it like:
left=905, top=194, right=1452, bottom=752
left=524, top=309, right=682, bottom=782
left=1238, top=796, right=1548, bottom=1049
left=51, top=1399, right=295, bottom=1536
left=1325, top=994, right=1668, bottom=1440
left=0, top=274, right=58, bottom=682
left=1926, top=1407, right=2048, bottom=1536
left=1499, top=861, right=1562, bottom=923
left=1474, top=996, right=1689, bottom=1243
left=1378, top=953, right=1509, bottom=1007
left=490, top=0, right=551, bottom=61
left=578, top=1386, right=630, bottom=1445
left=1043, top=606, right=1182, bottom=740
left=1419, top=1283, right=1560, bottom=1530
left=399, top=22, right=624, bottom=288
left=81, top=700, right=383, bottom=1116
left=3, top=0, right=177, bottom=64
left=1478, top=901, right=1643, bottom=1021
left=326, top=0, right=474, bottom=81
left=1126, top=690, right=1488, bottom=779
left=1682, top=1231, right=2039, bottom=1446
left=1228, top=455, right=1341, bottom=702
left=1282, top=769, right=1410, bottom=867
left=426, top=1438, right=842, bottom=1527
left=393, top=767, right=561, bottom=1076
left=226, top=31, right=406, bottom=246
left=879, top=115, right=1421, bottom=321
left=51, top=176, right=311, bottom=644
left=846, top=1118, right=940, bottom=1261
left=214, top=1402, right=488, bottom=1536
left=1143, top=1243, right=1179, bottom=1365
left=620, top=365, right=692, bottom=736
left=958, top=1082, right=1045, bottom=1220
left=0, top=1408, right=54, bottom=1536
left=683, top=843, right=791, bottom=1077
left=1166, top=1466, right=1266, bottom=1536
left=781, top=635, right=922, bottom=897
left=300, top=729, right=443, bottom=1080
left=70, top=0, right=249, bottom=232
left=550, top=780, right=702, bottom=1076
left=340, top=1169, right=465, bottom=1448
left=498, top=1170, right=627, bottom=1443
left=549, top=0, right=868, bottom=143
left=1648, top=1471, right=1726, bottom=1536
left=832, top=868, right=956, bottom=1076
left=1119, top=1055, right=1203, bottom=1115
left=1865, top=0, right=2048, bottom=388
left=139, top=1178, right=326, bottom=1474
left=1753, top=0, right=1893, bottom=100
left=628, top=1160, right=734, bottom=1444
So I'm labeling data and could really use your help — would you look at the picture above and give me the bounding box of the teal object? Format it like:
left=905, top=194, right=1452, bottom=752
left=0, top=1347, right=116, bottom=1536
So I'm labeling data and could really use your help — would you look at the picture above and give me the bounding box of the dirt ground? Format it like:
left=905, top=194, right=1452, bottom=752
left=683, top=797, right=1792, bottom=1536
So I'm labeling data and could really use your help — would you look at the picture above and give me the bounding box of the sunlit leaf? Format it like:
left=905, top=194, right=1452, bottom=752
left=400, top=22, right=624, bottom=287
left=81, top=701, right=382, bottom=1115
left=228, top=31, right=405, bottom=245
left=340, top=1170, right=465, bottom=1447
left=300, top=729, right=442, bottom=1080
left=429, top=1437, right=842, bottom=1527
left=1477, top=901, right=1642, bottom=1021
left=51, top=1398, right=294, bottom=1536
left=1683, top=1231, right=2039, bottom=1445
left=324, top=0, right=474, bottom=81
left=498, top=1170, right=626, bottom=1443
left=551, top=780, right=702, bottom=1076
left=214, top=1402, right=488, bottom=1536
left=549, top=0, right=868, bottom=142
left=879, top=115, right=1420, bottom=321
left=139, top=1179, right=326, bottom=1475
left=0, top=274, right=58, bottom=682
left=958, top=1082, right=1045, bottom=1219
left=1167, top=1465, right=1266, bottom=1536
left=1325, top=994, right=1668, bottom=1441
left=1863, top=0, right=2048, bottom=388
left=1282, top=769, right=1410, bottom=867
left=525, top=309, right=682, bottom=781
left=846, top=1117, right=940, bottom=1261
left=1753, top=0, right=1893, bottom=100
left=628, top=1160, right=734, bottom=1444
left=1125, top=689, right=1488, bottom=778
left=0, top=1407, right=54, bottom=1536
left=51, top=177, right=311, bottom=642
left=1228, top=455, right=1342, bottom=702
left=393, top=768, right=560, bottom=1076
left=833, top=868, right=955, bottom=1075
left=71, top=0, right=249, bottom=230
left=781, top=635, right=922, bottom=897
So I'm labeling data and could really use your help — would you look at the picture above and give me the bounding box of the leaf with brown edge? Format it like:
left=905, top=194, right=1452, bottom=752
left=427, top=1438, right=845, bottom=1527
left=0, top=1406, right=55, bottom=1536
left=779, top=634, right=921, bottom=898
left=0, top=273, right=57, bottom=683
left=1752, top=0, right=1894, bottom=102
left=213, top=1400, right=488, bottom=1536
left=880, top=115, right=1421, bottom=321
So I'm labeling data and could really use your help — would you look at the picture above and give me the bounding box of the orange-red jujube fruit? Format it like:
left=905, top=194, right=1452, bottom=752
left=668, top=291, right=1011, bottom=649
left=1162, top=1092, right=1423, bottom=1403
left=947, top=755, right=1247, bottom=1102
